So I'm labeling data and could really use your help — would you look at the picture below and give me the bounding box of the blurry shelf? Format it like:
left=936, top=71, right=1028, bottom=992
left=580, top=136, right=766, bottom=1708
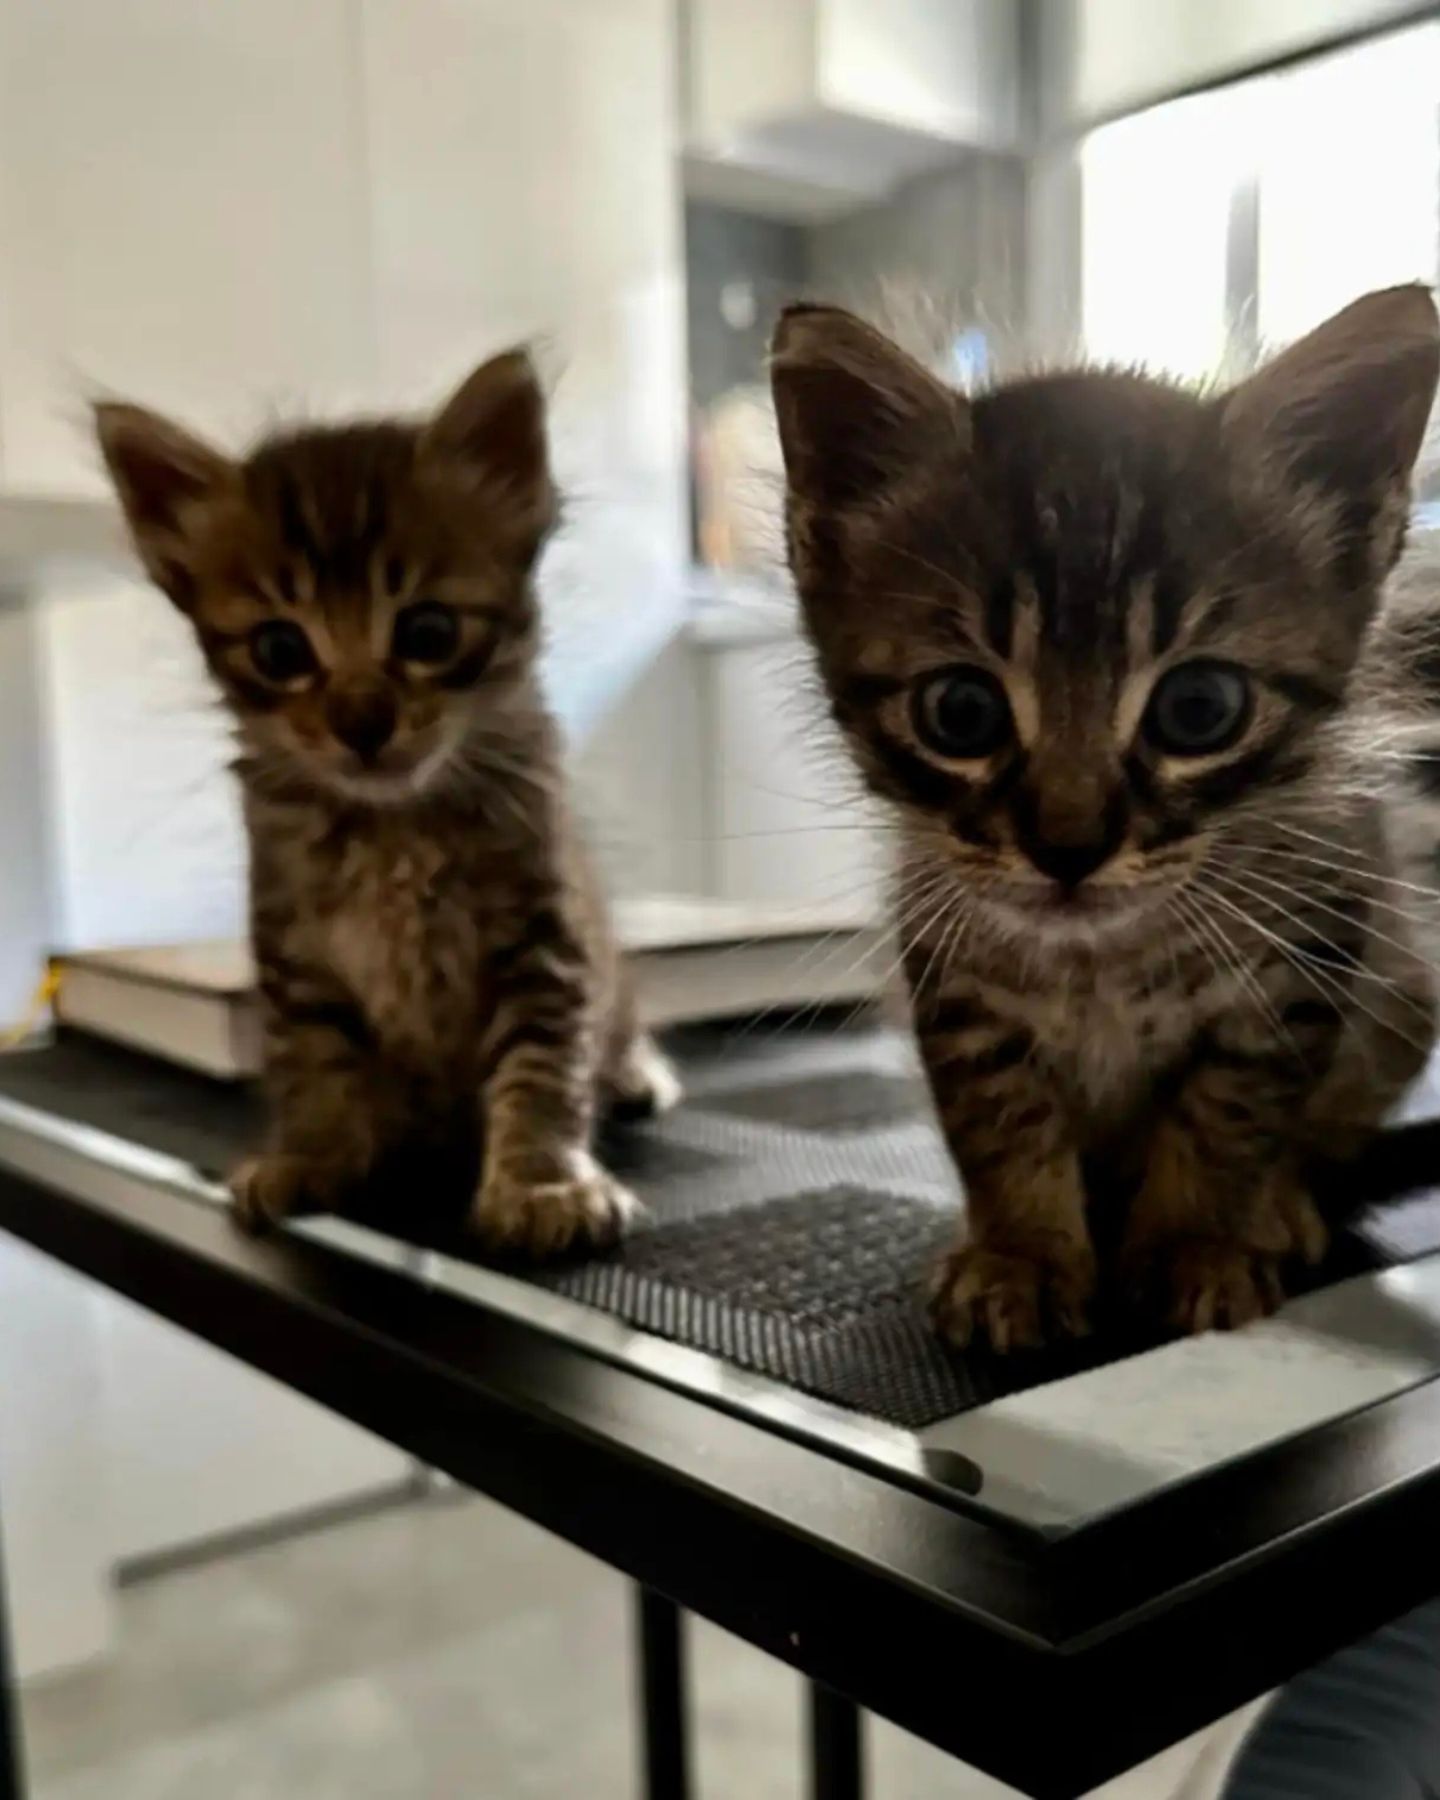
left=0, top=494, right=126, bottom=583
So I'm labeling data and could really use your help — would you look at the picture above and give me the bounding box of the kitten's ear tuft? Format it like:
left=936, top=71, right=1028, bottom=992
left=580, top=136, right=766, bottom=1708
left=94, top=402, right=234, bottom=608
left=770, top=304, right=964, bottom=513
left=1222, top=285, right=1440, bottom=573
left=424, top=347, right=556, bottom=539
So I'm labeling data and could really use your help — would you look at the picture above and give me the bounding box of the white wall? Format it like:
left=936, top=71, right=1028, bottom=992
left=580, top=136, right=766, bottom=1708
left=27, top=0, right=698, bottom=949
left=0, top=0, right=375, bottom=496
left=359, top=0, right=701, bottom=894
left=0, top=604, right=50, bottom=1024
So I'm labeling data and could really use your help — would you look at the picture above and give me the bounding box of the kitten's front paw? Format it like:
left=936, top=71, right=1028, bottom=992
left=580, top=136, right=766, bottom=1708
left=1130, top=1238, right=1287, bottom=1334
left=229, top=1154, right=336, bottom=1233
left=931, top=1243, right=1094, bottom=1352
left=471, top=1154, right=640, bottom=1258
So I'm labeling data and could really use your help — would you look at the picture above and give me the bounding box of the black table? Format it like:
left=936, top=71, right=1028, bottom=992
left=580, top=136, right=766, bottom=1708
left=4, top=1022, right=1440, bottom=1799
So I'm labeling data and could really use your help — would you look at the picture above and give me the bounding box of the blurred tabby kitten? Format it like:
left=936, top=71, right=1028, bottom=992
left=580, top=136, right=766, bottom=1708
left=97, top=351, right=678, bottom=1252
left=772, top=286, right=1440, bottom=1348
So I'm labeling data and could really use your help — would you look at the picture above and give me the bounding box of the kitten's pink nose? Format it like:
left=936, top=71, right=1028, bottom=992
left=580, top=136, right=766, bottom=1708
left=325, top=685, right=397, bottom=764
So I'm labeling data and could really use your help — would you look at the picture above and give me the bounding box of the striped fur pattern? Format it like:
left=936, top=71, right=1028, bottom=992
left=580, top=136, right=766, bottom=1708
left=96, top=351, right=677, bottom=1254
left=773, top=288, right=1440, bottom=1348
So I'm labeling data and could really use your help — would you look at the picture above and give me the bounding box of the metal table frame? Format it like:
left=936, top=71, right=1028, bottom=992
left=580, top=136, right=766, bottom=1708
left=3, top=1127, right=1440, bottom=1797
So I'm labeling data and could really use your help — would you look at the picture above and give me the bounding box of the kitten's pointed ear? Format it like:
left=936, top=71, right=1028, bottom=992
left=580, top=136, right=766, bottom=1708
left=1222, top=285, right=1440, bottom=574
left=424, top=347, right=555, bottom=538
left=94, top=402, right=235, bottom=608
left=770, top=304, right=964, bottom=513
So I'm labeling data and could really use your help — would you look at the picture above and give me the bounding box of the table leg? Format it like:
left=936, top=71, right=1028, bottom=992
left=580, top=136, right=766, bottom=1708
left=0, top=1490, right=23, bottom=1800
left=809, top=1681, right=864, bottom=1800
left=633, top=1586, right=691, bottom=1800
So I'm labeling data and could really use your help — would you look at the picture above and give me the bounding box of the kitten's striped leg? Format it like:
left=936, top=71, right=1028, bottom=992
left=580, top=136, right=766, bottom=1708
left=474, top=907, right=640, bottom=1258
left=1124, top=1031, right=1329, bottom=1333
left=231, top=984, right=393, bottom=1232
left=918, top=997, right=1095, bottom=1351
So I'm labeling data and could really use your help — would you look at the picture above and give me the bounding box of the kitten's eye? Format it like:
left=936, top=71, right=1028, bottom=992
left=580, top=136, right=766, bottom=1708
left=249, top=620, right=316, bottom=685
left=913, top=667, right=1012, bottom=759
left=392, top=601, right=460, bottom=665
left=1145, top=661, right=1250, bottom=756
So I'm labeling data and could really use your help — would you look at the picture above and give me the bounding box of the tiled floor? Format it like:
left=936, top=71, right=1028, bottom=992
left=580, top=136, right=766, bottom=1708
left=18, top=1491, right=1026, bottom=1799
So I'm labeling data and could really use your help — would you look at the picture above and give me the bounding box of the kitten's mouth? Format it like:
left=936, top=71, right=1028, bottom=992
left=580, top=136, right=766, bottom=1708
left=1048, top=885, right=1136, bottom=915
left=335, top=764, right=424, bottom=798
left=309, top=734, right=455, bottom=802
left=1002, top=881, right=1133, bottom=913
left=983, top=879, right=1155, bottom=935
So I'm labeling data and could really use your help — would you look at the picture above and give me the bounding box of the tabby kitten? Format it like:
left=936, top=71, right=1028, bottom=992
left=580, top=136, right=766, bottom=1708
left=772, top=286, right=1440, bottom=1348
left=96, top=350, right=678, bottom=1252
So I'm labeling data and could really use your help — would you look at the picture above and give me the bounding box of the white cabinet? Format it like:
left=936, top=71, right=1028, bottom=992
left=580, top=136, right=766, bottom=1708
left=0, top=0, right=373, bottom=495
left=697, top=620, right=884, bottom=914
left=682, top=0, right=1022, bottom=219
left=360, top=0, right=696, bottom=893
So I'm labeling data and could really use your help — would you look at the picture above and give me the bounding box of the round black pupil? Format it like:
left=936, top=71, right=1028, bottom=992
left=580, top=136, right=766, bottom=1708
left=397, top=606, right=456, bottom=661
left=1160, top=671, right=1239, bottom=747
left=254, top=624, right=311, bottom=680
left=934, top=678, right=1001, bottom=752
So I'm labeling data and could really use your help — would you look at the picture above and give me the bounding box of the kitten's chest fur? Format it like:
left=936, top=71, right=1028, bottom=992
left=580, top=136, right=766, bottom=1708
left=322, top=828, right=486, bottom=1051
left=980, top=951, right=1208, bottom=1135
left=250, top=791, right=521, bottom=1067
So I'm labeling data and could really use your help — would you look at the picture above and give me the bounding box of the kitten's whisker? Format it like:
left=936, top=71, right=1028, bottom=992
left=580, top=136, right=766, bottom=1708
left=907, top=886, right=974, bottom=1005
left=1228, top=837, right=1440, bottom=910
left=685, top=823, right=897, bottom=843
left=1269, top=815, right=1396, bottom=861
left=828, top=889, right=969, bottom=1041
left=1199, top=866, right=1429, bottom=1005
left=1176, top=887, right=1297, bottom=1055
left=1192, top=876, right=1434, bottom=1057
left=1231, top=849, right=1440, bottom=935
left=935, top=891, right=979, bottom=985
left=880, top=543, right=978, bottom=597
left=1190, top=880, right=1380, bottom=1043
left=713, top=901, right=911, bottom=1051
left=1205, top=861, right=1437, bottom=992
left=1165, top=890, right=1226, bottom=1005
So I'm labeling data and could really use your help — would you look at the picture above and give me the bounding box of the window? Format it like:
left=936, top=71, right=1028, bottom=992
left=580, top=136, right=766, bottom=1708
left=1082, top=23, right=1440, bottom=379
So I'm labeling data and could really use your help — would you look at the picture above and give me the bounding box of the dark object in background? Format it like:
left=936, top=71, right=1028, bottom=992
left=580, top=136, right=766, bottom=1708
left=1226, top=1595, right=1440, bottom=1798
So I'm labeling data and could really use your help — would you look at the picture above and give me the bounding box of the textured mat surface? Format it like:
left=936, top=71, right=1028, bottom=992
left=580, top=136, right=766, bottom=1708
left=3, top=1022, right=1440, bottom=1428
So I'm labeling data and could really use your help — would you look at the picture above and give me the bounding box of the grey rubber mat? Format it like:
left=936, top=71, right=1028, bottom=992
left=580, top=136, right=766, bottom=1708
left=2, top=1022, right=1439, bottom=1428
